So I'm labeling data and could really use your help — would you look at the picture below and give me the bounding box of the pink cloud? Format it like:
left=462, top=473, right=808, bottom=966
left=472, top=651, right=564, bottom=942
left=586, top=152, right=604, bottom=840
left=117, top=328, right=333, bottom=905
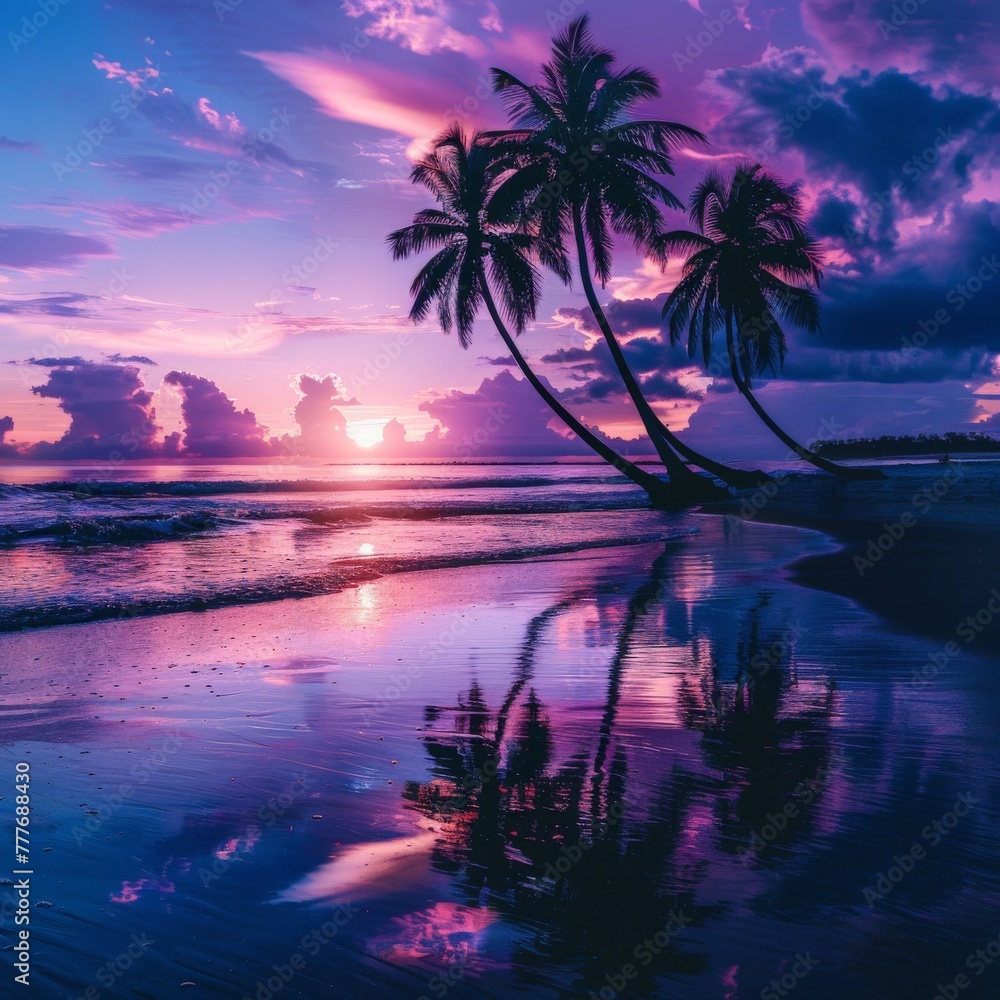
left=0, top=286, right=428, bottom=358
left=250, top=50, right=495, bottom=149
left=342, top=0, right=487, bottom=58
left=196, top=97, right=245, bottom=137
left=92, top=54, right=160, bottom=88
left=479, top=1, right=502, bottom=32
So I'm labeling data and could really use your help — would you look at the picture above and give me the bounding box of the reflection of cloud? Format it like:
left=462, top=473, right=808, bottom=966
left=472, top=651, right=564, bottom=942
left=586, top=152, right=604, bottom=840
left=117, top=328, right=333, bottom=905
left=277, top=831, right=437, bottom=904
left=110, top=876, right=174, bottom=904
left=214, top=828, right=261, bottom=862
left=372, top=901, right=496, bottom=967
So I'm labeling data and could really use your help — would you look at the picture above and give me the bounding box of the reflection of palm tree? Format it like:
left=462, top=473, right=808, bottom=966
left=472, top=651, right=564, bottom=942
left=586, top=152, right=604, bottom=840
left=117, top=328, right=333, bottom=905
left=680, top=593, right=836, bottom=860
left=660, top=162, right=884, bottom=481
left=403, top=554, right=715, bottom=990
left=590, top=548, right=669, bottom=822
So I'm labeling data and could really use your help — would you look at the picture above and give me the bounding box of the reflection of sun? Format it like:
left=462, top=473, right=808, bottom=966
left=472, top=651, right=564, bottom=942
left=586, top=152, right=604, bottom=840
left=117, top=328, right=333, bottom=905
left=358, top=543, right=375, bottom=556
left=348, top=419, right=384, bottom=448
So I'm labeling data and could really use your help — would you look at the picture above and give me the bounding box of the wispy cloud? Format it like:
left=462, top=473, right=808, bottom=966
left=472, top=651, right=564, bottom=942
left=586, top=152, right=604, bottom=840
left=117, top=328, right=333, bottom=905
left=0, top=226, right=115, bottom=274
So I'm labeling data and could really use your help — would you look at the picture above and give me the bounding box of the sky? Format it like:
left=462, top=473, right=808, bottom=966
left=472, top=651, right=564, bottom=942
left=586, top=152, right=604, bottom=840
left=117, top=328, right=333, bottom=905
left=1, top=0, right=998, bottom=460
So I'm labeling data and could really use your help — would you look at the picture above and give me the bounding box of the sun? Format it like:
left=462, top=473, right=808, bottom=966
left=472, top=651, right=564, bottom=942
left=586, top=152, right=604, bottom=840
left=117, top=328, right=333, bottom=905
left=347, top=419, right=385, bottom=449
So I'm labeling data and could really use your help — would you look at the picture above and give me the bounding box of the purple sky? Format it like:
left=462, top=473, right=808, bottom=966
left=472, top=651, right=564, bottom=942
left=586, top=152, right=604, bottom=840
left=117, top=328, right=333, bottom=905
left=1, top=0, right=999, bottom=459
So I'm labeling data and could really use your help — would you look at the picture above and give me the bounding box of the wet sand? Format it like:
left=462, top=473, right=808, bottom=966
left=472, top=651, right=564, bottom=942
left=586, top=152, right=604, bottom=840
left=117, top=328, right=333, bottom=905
left=703, top=461, right=1000, bottom=654
left=1, top=515, right=998, bottom=999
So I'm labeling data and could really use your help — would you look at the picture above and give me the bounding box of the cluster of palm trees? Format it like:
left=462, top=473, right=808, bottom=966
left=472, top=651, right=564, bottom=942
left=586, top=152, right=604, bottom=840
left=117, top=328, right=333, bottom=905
left=389, top=16, right=882, bottom=509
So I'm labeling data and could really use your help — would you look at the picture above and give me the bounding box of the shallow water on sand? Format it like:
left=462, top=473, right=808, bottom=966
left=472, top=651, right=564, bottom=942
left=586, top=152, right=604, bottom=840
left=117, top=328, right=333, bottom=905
left=1, top=514, right=998, bottom=999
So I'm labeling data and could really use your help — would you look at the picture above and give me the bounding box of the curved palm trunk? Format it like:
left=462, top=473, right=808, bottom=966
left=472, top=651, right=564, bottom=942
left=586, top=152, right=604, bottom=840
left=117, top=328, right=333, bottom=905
left=724, top=312, right=885, bottom=481
left=567, top=214, right=769, bottom=489
left=571, top=209, right=730, bottom=502
left=480, top=282, right=680, bottom=508
left=662, top=431, right=775, bottom=489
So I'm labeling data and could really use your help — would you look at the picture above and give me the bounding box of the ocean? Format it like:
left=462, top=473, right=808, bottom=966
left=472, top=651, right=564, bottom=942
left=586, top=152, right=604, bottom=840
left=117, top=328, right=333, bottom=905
left=0, top=459, right=998, bottom=999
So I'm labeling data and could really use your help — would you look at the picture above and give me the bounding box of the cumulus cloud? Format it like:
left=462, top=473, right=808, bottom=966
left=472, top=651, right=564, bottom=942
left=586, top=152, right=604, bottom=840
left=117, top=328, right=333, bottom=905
left=418, top=369, right=632, bottom=457
left=164, top=371, right=271, bottom=456
left=290, top=373, right=358, bottom=456
left=28, top=359, right=160, bottom=458
left=0, top=416, right=16, bottom=458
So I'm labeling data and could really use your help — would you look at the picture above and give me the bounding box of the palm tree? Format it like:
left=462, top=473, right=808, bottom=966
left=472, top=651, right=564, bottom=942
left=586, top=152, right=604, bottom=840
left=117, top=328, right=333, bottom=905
left=387, top=124, right=683, bottom=508
left=660, top=162, right=885, bottom=480
left=488, top=15, right=758, bottom=493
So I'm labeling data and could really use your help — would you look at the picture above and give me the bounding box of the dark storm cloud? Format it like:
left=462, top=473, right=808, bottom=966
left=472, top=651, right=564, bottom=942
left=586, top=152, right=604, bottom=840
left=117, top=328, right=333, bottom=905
left=702, top=52, right=1000, bottom=367
left=711, top=61, right=995, bottom=219
left=554, top=296, right=669, bottom=339
left=779, top=346, right=997, bottom=384
left=801, top=0, right=1000, bottom=83
left=818, top=202, right=1000, bottom=352
left=543, top=305, right=699, bottom=401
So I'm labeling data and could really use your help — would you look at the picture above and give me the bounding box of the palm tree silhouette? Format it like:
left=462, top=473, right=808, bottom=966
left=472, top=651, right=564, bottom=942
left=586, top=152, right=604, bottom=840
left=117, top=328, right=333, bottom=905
left=387, top=124, right=681, bottom=508
left=660, top=162, right=885, bottom=480
left=488, top=15, right=765, bottom=493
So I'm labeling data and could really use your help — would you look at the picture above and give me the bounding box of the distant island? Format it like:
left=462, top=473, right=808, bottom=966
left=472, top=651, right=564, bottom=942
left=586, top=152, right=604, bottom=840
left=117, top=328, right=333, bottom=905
left=815, top=432, right=1000, bottom=459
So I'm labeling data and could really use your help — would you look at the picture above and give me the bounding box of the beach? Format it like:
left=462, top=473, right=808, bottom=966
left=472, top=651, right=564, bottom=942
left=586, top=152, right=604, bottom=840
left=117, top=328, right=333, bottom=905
left=1, top=462, right=999, bottom=999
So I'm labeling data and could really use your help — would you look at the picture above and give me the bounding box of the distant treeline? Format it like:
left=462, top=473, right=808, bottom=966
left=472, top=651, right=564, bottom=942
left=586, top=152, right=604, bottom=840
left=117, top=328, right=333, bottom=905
left=815, top=432, right=1000, bottom=459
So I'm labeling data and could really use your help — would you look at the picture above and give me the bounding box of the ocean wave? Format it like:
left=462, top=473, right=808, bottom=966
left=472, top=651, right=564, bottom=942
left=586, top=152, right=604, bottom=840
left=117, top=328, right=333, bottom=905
left=0, top=495, right=648, bottom=548
left=0, top=512, right=228, bottom=545
left=0, top=527, right=698, bottom=632
left=17, top=474, right=623, bottom=498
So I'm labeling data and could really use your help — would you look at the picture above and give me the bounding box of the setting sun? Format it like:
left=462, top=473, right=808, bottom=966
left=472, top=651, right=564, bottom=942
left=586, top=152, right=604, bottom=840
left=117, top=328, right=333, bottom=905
left=347, top=419, right=386, bottom=449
